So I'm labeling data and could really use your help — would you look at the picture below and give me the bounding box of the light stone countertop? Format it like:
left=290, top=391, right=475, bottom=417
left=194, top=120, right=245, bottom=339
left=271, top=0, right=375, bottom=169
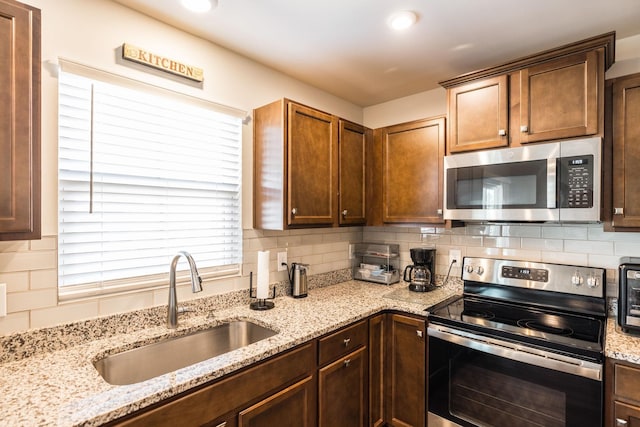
left=3, top=277, right=637, bottom=427
left=0, top=279, right=459, bottom=427
left=605, top=317, right=640, bottom=364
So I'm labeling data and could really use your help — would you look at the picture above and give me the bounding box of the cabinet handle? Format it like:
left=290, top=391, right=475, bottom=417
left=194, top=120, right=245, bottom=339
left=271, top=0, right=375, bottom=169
left=498, top=129, right=506, bottom=136
left=520, top=125, right=529, bottom=133
left=343, top=337, right=351, bottom=347
left=416, top=330, right=423, bottom=338
left=344, top=359, right=351, bottom=367
left=291, top=208, right=297, bottom=215
left=614, top=207, right=624, bottom=215
left=342, top=209, right=348, bottom=217
left=616, top=419, right=628, bottom=427
left=215, top=423, right=227, bottom=427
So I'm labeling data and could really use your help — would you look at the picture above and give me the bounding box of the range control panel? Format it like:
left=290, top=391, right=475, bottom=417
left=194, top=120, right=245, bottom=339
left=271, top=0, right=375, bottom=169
left=501, top=266, right=548, bottom=282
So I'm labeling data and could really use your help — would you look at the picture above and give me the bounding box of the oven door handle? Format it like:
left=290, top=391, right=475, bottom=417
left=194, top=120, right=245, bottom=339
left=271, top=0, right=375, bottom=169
left=427, top=324, right=602, bottom=381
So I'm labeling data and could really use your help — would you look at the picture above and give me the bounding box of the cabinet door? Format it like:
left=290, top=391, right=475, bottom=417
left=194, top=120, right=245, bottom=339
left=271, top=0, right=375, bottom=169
left=612, top=73, right=640, bottom=228
left=386, top=314, right=426, bottom=427
left=381, top=117, right=445, bottom=224
left=287, top=102, right=338, bottom=227
left=519, top=50, right=600, bottom=144
left=0, top=0, right=40, bottom=240
left=338, top=120, right=368, bottom=226
left=369, top=314, right=385, bottom=427
left=238, top=376, right=316, bottom=427
left=614, top=401, right=640, bottom=427
left=318, top=347, right=367, bottom=427
left=447, top=75, right=508, bottom=153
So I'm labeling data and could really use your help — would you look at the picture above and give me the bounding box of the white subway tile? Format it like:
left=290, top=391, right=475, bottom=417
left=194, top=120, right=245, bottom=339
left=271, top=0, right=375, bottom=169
left=501, top=225, right=541, bottom=238
left=30, top=301, right=99, bottom=329
left=520, top=238, right=563, bottom=251
left=541, top=225, right=588, bottom=240
left=451, top=235, right=484, bottom=247
left=500, top=249, right=542, bottom=261
left=541, top=251, right=588, bottom=266
left=99, top=291, right=155, bottom=316
left=0, top=272, right=29, bottom=292
left=29, top=236, right=57, bottom=251
left=0, top=251, right=57, bottom=272
left=564, top=240, right=614, bottom=255
left=0, top=241, right=29, bottom=253
left=30, top=269, right=58, bottom=290
left=0, top=311, right=30, bottom=335
left=484, top=237, right=521, bottom=249
left=587, top=254, right=623, bottom=270
left=614, top=241, right=640, bottom=256
left=8, top=289, right=57, bottom=312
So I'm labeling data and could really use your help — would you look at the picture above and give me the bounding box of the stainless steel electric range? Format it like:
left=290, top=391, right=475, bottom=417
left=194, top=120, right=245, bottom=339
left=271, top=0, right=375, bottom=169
left=427, top=257, right=606, bottom=427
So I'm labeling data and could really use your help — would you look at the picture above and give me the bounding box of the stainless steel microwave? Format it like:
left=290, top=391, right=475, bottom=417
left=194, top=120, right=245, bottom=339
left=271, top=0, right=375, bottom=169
left=443, top=137, right=601, bottom=222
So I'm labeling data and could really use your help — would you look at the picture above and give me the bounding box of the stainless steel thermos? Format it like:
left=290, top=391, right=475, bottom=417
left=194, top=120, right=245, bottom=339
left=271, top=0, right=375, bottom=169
left=289, top=263, right=309, bottom=298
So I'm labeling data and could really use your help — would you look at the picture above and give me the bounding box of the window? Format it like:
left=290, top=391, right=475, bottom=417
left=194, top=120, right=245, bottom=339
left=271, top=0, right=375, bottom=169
left=58, top=63, right=244, bottom=300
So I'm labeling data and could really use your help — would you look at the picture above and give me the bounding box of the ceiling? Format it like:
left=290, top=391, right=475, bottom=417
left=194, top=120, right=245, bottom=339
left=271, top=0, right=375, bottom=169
left=112, top=0, right=640, bottom=107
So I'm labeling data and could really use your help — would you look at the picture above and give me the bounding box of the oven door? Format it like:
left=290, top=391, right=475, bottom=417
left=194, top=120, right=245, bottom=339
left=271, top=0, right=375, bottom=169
left=428, top=325, right=603, bottom=427
left=443, top=142, right=559, bottom=222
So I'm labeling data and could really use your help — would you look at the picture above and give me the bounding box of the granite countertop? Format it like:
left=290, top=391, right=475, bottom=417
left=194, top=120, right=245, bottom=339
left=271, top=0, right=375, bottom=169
left=605, top=317, right=640, bottom=364
left=0, top=279, right=459, bottom=427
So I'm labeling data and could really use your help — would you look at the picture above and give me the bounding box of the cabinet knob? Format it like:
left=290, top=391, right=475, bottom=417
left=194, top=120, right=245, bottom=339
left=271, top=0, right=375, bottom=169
left=520, top=125, right=529, bottom=133
left=416, top=330, right=423, bottom=338
left=498, top=129, right=507, bottom=136
left=344, top=359, right=351, bottom=368
left=614, top=207, right=624, bottom=215
left=342, top=209, right=348, bottom=217
left=343, top=337, right=351, bottom=347
left=616, top=419, right=628, bottom=427
left=437, top=209, right=443, bottom=215
left=291, top=208, right=297, bottom=215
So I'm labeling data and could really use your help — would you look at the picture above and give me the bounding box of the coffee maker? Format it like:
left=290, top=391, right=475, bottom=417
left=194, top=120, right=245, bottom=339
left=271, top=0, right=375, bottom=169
left=403, top=247, right=436, bottom=292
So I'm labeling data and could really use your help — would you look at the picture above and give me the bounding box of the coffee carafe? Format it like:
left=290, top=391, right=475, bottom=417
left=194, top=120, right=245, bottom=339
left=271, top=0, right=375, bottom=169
left=403, top=248, right=436, bottom=292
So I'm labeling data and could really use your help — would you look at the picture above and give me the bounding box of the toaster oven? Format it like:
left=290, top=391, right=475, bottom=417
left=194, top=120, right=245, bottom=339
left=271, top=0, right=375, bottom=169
left=619, top=257, right=640, bottom=333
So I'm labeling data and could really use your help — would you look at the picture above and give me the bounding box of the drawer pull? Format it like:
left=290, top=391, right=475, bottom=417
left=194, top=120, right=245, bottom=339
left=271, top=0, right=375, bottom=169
left=498, top=129, right=506, bottom=136
left=344, top=359, right=351, bottom=367
left=520, top=125, right=529, bottom=133
left=616, top=419, right=628, bottom=427
left=343, top=337, right=351, bottom=347
left=215, top=423, right=227, bottom=427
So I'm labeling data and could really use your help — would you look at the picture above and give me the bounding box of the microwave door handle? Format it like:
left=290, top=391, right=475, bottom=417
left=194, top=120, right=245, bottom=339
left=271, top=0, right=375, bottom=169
left=547, top=157, right=557, bottom=208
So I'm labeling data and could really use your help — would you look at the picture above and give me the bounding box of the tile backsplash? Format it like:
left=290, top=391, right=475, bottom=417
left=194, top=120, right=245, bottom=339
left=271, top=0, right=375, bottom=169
left=2, top=222, right=640, bottom=335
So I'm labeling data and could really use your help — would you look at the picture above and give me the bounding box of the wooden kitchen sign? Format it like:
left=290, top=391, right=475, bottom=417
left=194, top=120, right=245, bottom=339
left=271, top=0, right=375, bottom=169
left=122, top=43, right=204, bottom=82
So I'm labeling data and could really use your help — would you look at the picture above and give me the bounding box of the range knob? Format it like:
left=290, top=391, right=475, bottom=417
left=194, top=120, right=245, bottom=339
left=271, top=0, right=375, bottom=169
left=587, top=276, right=599, bottom=288
left=465, top=265, right=474, bottom=274
left=571, top=272, right=583, bottom=286
left=475, top=266, right=485, bottom=275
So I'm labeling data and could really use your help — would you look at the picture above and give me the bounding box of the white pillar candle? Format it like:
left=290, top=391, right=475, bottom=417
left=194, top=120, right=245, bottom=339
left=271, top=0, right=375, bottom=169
left=256, top=250, right=270, bottom=299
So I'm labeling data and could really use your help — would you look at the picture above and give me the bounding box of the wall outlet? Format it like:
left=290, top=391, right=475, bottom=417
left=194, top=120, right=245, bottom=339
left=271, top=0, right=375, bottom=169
left=449, top=249, right=461, bottom=267
left=277, top=251, right=288, bottom=271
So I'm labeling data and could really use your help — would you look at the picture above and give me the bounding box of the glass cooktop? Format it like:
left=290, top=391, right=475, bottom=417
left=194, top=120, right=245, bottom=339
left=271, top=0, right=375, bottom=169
left=428, top=296, right=605, bottom=361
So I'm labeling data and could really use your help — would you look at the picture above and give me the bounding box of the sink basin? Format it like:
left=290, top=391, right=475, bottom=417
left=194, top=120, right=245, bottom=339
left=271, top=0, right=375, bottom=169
left=94, top=320, right=277, bottom=385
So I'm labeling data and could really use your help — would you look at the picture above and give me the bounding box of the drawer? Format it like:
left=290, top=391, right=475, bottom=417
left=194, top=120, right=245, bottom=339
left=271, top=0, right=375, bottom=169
left=615, top=363, right=640, bottom=402
left=318, top=320, right=367, bottom=366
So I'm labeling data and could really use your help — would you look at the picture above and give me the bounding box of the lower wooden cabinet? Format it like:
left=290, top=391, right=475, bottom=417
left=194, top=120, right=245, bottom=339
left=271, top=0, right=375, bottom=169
left=238, top=376, right=316, bottom=427
left=606, top=358, right=640, bottom=427
left=386, top=314, right=427, bottom=427
left=318, top=347, right=367, bottom=427
left=106, top=314, right=429, bottom=427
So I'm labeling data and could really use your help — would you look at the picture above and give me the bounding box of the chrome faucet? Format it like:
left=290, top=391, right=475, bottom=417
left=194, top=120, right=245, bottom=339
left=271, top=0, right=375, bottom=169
left=167, top=251, right=203, bottom=329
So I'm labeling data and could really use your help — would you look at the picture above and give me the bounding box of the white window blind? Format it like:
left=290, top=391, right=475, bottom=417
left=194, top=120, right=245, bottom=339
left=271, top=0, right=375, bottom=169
left=58, top=69, right=243, bottom=300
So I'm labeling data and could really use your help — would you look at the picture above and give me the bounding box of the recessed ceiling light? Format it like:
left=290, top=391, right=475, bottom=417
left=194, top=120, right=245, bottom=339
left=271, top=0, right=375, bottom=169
left=387, top=10, right=417, bottom=31
left=180, top=0, right=217, bottom=13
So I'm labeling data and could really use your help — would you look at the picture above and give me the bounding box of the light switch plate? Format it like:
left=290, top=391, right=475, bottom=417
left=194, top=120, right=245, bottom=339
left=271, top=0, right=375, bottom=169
left=0, top=283, right=6, bottom=317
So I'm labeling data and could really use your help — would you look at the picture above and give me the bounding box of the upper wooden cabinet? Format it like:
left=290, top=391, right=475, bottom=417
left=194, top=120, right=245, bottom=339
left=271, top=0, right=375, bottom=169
left=372, top=116, right=445, bottom=224
left=253, top=99, right=369, bottom=230
left=338, top=120, right=368, bottom=226
left=0, top=0, right=40, bottom=241
left=441, top=32, right=614, bottom=154
left=254, top=99, right=338, bottom=229
left=447, top=75, right=509, bottom=152
left=610, top=73, right=640, bottom=229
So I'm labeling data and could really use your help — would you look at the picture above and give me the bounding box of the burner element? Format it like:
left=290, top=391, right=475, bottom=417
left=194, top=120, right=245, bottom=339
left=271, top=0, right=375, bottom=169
left=461, top=309, right=495, bottom=320
left=517, top=319, right=574, bottom=336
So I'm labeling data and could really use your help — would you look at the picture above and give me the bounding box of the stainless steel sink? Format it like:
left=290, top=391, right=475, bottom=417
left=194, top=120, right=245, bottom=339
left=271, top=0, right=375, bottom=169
left=94, top=320, right=277, bottom=385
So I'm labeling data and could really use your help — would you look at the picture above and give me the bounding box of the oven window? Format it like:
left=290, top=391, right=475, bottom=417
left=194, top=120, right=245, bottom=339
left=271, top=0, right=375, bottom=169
left=447, top=159, right=548, bottom=209
left=450, top=356, right=565, bottom=427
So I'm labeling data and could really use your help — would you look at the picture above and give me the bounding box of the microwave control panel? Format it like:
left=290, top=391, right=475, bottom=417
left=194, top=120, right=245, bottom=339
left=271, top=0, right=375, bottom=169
left=560, top=155, right=593, bottom=208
